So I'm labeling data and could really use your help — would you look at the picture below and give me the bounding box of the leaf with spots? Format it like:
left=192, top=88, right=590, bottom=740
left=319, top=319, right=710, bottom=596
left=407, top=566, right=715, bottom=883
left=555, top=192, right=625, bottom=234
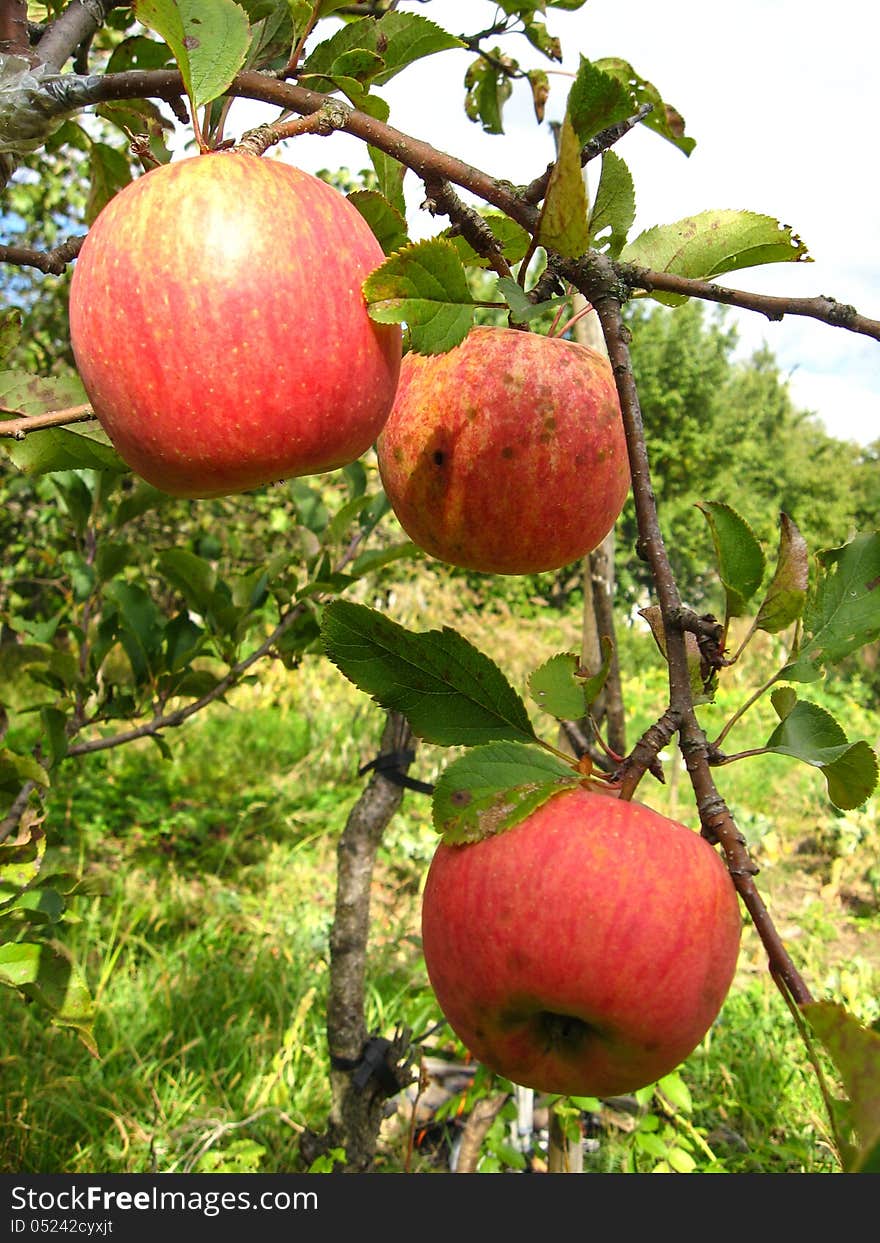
left=432, top=742, right=580, bottom=844
left=594, top=57, right=695, bottom=155
left=528, top=643, right=613, bottom=721
left=783, top=532, right=880, bottom=682
left=755, top=512, right=809, bottom=634
left=536, top=112, right=590, bottom=259
left=621, top=211, right=811, bottom=305
left=134, top=0, right=250, bottom=112
left=363, top=238, right=476, bottom=354
left=320, top=600, right=538, bottom=748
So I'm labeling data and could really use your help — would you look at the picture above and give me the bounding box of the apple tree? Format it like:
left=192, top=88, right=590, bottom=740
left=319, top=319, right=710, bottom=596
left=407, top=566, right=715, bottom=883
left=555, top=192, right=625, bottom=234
left=1, top=1, right=879, bottom=1173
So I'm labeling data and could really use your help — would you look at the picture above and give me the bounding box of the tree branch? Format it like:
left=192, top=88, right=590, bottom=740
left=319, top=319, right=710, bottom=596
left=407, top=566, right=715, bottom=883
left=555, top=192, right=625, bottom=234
left=33, top=1, right=114, bottom=72
left=0, top=403, right=92, bottom=438
left=0, top=235, right=84, bottom=273
left=521, top=103, right=654, bottom=206
left=568, top=257, right=813, bottom=1008
left=623, top=266, right=880, bottom=343
left=0, top=0, right=34, bottom=62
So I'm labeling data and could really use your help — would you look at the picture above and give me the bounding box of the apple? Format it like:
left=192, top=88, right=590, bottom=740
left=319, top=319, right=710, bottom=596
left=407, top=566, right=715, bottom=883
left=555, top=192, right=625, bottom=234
left=68, top=151, right=402, bottom=498
left=375, top=325, right=630, bottom=575
left=421, top=785, right=742, bottom=1098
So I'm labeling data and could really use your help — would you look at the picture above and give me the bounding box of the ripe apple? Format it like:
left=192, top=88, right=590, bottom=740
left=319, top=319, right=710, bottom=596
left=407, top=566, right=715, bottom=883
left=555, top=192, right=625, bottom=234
left=421, top=786, right=742, bottom=1098
left=68, top=151, right=402, bottom=498
left=375, top=325, right=630, bottom=575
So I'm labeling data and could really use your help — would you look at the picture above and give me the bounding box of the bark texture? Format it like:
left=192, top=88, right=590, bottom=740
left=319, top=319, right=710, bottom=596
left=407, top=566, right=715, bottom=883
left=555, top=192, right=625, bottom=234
left=299, top=710, right=418, bottom=1172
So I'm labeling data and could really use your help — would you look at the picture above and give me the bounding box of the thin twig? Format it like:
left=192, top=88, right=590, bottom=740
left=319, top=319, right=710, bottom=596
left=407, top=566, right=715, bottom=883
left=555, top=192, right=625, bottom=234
left=623, top=266, right=880, bottom=343
left=0, top=403, right=93, bottom=438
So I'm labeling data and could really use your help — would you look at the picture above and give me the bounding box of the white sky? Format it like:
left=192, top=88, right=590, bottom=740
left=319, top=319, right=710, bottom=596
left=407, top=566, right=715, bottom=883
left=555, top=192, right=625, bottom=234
left=228, top=0, right=879, bottom=448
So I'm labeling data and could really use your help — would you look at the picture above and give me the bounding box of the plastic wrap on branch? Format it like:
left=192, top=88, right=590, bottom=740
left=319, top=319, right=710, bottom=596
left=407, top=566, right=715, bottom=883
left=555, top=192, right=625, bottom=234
left=0, top=55, right=101, bottom=155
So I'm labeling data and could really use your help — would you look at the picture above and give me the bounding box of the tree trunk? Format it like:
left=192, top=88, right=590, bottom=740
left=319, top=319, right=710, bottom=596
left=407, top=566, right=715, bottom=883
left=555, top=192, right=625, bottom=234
left=299, top=710, right=418, bottom=1172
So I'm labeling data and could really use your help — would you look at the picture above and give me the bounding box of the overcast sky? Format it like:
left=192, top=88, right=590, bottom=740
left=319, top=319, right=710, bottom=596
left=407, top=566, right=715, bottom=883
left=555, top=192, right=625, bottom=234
left=232, top=0, right=879, bottom=447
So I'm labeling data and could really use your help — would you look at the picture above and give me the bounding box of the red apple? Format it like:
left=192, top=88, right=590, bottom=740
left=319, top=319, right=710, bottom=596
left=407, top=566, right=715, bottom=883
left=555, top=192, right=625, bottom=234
left=375, top=325, right=630, bottom=575
left=68, top=151, right=402, bottom=498
left=421, top=786, right=742, bottom=1098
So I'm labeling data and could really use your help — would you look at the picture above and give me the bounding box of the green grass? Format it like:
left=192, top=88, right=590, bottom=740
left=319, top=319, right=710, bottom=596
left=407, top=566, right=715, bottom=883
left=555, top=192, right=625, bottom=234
left=1, top=607, right=878, bottom=1175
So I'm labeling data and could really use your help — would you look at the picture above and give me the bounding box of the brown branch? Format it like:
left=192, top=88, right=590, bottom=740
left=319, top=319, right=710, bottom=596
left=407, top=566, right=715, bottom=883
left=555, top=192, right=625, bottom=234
left=0, top=235, right=84, bottom=274
left=33, top=0, right=114, bottom=72
left=303, top=709, right=417, bottom=1172
left=0, top=403, right=93, bottom=438
left=421, top=175, right=513, bottom=278
left=0, top=0, right=34, bottom=62
left=236, top=105, right=349, bottom=157
left=623, top=266, right=880, bottom=343
left=568, top=256, right=813, bottom=1007
left=0, top=779, right=36, bottom=844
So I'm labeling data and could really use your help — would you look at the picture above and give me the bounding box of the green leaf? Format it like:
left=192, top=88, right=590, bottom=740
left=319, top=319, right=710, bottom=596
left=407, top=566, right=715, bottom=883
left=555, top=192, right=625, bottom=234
left=589, top=150, right=636, bottom=257
left=106, top=33, right=174, bottom=74
left=2, top=426, right=126, bottom=476
left=528, top=641, right=613, bottom=720
left=134, top=0, right=251, bottom=112
left=621, top=211, right=811, bottom=302
left=0, top=819, right=45, bottom=893
left=0, top=370, right=86, bottom=415
left=0, top=940, right=96, bottom=1054
left=0, top=308, right=21, bottom=362
left=156, top=548, right=218, bottom=617
left=783, top=532, right=880, bottom=682
left=369, top=11, right=464, bottom=85
left=536, top=112, right=590, bottom=259
left=765, top=699, right=878, bottom=810
left=347, top=190, right=409, bottom=256
left=594, top=57, right=695, bottom=155
left=446, top=212, right=532, bottom=270
left=104, top=581, right=165, bottom=681
left=755, top=513, right=809, bottom=634
left=0, top=644, right=63, bottom=714
left=522, top=16, right=561, bottom=63
left=566, top=56, right=635, bottom=146
left=320, top=600, right=538, bottom=748
left=770, top=685, right=797, bottom=721
left=86, top=141, right=132, bottom=223
left=802, top=1002, right=880, bottom=1173
left=697, top=501, right=765, bottom=618
left=464, top=52, right=513, bottom=134
left=495, top=275, right=567, bottom=324
left=432, top=743, right=580, bottom=844
left=41, top=707, right=69, bottom=769
left=657, top=1071, right=693, bottom=1113
left=368, top=145, right=407, bottom=218
left=363, top=238, right=476, bottom=354
left=303, top=12, right=461, bottom=92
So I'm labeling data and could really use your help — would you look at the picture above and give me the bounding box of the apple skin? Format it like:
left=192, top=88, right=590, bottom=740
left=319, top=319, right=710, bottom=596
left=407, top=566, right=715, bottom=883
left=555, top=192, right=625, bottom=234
left=68, top=151, right=402, bottom=498
left=375, top=326, right=630, bottom=575
left=421, top=786, right=742, bottom=1098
